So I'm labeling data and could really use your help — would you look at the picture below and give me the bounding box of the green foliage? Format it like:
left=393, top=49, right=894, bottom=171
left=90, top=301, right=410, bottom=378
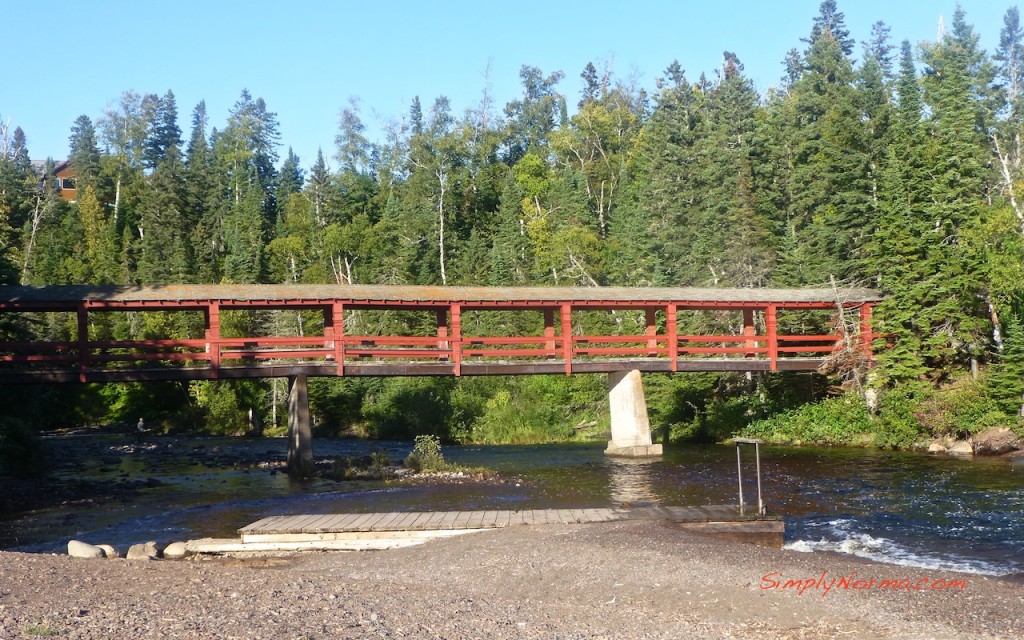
left=188, top=380, right=266, bottom=435
left=404, top=434, right=449, bottom=472
left=873, top=383, right=928, bottom=448
left=987, top=306, right=1024, bottom=415
left=743, top=396, right=873, bottom=446
left=361, top=377, right=457, bottom=440
left=913, top=377, right=1007, bottom=439
left=459, top=378, right=581, bottom=444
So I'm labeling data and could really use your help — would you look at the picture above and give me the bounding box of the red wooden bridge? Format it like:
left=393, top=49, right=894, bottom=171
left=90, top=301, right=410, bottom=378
left=0, top=285, right=881, bottom=384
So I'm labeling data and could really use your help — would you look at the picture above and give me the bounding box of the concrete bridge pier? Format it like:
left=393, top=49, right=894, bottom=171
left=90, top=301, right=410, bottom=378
left=605, top=370, right=662, bottom=457
left=287, top=375, right=315, bottom=477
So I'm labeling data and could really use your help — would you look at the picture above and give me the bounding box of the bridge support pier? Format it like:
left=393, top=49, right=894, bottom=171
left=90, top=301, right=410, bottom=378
left=605, top=370, right=662, bottom=457
left=287, top=375, right=315, bottom=477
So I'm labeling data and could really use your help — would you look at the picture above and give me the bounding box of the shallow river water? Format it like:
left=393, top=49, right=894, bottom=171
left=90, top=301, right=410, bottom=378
left=3, top=436, right=1023, bottom=577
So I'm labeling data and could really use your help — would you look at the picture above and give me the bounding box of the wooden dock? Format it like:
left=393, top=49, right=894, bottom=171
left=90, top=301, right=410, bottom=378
left=182, top=505, right=783, bottom=555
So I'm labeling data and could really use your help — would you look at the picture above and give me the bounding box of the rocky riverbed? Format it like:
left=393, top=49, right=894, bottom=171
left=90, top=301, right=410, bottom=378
left=2, top=518, right=1022, bottom=639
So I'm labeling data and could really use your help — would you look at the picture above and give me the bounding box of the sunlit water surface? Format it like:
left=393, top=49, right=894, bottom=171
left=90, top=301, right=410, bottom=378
left=3, top=436, right=1022, bottom=577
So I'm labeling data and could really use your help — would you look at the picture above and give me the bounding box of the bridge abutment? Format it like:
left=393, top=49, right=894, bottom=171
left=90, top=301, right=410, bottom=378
left=605, top=370, right=662, bottom=457
left=287, top=375, right=315, bottom=477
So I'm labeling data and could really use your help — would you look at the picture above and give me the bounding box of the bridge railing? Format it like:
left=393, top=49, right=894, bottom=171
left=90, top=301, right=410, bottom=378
left=0, top=290, right=876, bottom=382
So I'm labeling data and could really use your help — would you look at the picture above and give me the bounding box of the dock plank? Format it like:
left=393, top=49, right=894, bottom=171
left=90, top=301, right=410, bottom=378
left=240, top=505, right=781, bottom=540
left=369, top=511, right=406, bottom=531
left=451, top=511, right=475, bottom=529
left=437, top=511, right=461, bottom=529
left=420, top=511, right=448, bottom=530
left=393, top=512, right=425, bottom=530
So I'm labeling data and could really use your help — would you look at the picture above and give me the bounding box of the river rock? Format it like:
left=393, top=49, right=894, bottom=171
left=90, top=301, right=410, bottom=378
left=947, top=440, right=974, bottom=456
left=67, top=540, right=105, bottom=558
left=126, top=541, right=160, bottom=560
left=97, top=544, right=121, bottom=558
left=972, top=427, right=1022, bottom=456
left=927, top=442, right=947, bottom=453
left=162, top=541, right=188, bottom=559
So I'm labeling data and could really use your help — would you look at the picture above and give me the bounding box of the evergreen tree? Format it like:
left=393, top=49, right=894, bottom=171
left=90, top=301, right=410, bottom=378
left=137, top=149, right=189, bottom=284
left=307, top=149, right=334, bottom=228
left=632, top=62, right=700, bottom=285
left=805, top=0, right=854, bottom=57
left=488, top=171, right=530, bottom=286
left=143, top=90, right=183, bottom=169
left=776, top=29, right=871, bottom=284
left=222, top=174, right=265, bottom=284
left=988, top=305, right=1024, bottom=416
left=275, top=147, right=304, bottom=213
left=68, top=115, right=102, bottom=190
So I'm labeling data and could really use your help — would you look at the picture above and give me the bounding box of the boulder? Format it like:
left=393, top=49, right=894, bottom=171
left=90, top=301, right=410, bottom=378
left=162, top=541, right=189, bottom=559
left=97, top=544, right=121, bottom=558
left=126, top=541, right=160, bottom=560
left=972, top=427, right=1022, bottom=456
left=67, top=540, right=105, bottom=559
left=927, top=442, right=947, bottom=453
left=947, top=441, right=974, bottom=456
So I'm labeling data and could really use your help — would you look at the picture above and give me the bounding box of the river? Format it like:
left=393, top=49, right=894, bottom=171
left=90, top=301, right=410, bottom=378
left=2, top=435, right=1022, bottom=577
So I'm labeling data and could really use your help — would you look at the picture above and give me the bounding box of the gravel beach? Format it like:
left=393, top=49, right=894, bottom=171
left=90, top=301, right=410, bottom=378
left=2, top=518, right=1021, bottom=639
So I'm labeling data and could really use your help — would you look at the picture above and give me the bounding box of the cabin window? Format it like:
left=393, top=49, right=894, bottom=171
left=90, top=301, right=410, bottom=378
left=60, top=177, right=76, bottom=190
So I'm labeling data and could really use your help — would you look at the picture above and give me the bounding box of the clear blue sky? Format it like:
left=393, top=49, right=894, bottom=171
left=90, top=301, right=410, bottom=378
left=2, top=0, right=1012, bottom=170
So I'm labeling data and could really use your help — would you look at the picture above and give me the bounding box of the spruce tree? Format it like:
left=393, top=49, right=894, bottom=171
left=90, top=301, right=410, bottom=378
left=137, top=149, right=189, bottom=284
left=776, top=29, right=871, bottom=284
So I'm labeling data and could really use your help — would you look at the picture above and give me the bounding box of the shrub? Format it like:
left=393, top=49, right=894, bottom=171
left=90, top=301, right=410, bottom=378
left=912, top=377, right=1006, bottom=439
left=743, top=396, right=872, bottom=445
left=404, top=434, right=449, bottom=472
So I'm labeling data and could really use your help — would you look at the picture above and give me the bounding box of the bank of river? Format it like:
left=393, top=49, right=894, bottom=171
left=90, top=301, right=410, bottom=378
left=2, top=435, right=1022, bottom=578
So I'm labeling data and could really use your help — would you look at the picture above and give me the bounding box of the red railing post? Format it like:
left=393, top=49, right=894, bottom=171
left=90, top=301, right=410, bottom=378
left=646, top=307, right=658, bottom=356
left=561, top=303, right=573, bottom=375
left=544, top=308, right=556, bottom=358
left=451, top=303, right=462, bottom=376
left=206, top=302, right=221, bottom=377
left=859, top=303, right=873, bottom=364
left=766, top=304, right=778, bottom=371
left=332, top=302, right=345, bottom=376
left=667, top=304, right=678, bottom=372
left=436, top=308, right=448, bottom=358
left=743, top=308, right=757, bottom=358
left=77, top=303, right=89, bottom=383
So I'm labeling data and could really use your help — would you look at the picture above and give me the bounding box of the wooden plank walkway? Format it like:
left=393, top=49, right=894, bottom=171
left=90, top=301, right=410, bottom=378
left=239, top=505, right=780, bottom=543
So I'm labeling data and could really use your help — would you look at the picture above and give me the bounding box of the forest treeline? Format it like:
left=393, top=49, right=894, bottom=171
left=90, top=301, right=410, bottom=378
left=2, top=1, right=1024, bottom=463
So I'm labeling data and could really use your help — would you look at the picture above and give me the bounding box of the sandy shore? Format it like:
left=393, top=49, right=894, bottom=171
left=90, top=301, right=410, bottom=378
left=1, top=519, right=1021, bottom=639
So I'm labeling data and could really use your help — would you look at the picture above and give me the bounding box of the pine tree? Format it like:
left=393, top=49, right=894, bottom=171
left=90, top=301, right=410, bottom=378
left=143, top=90, right=182, bottom=169
left=988, top=306, right=1024, bottom=416
left=137, top=149, right=189, bottom=284
left=805, top=0, right=855, bottom=57
left=68, top=115, right=102, bottom=190
left=222, top=174, right=265, bottom=284
left=776, top=29, right=871, bottom=284
left=275, top=148, right=304, bottom=215
left=488, top=171, right=530, bottom=286
left=632, top=62, right=701, bottom=285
